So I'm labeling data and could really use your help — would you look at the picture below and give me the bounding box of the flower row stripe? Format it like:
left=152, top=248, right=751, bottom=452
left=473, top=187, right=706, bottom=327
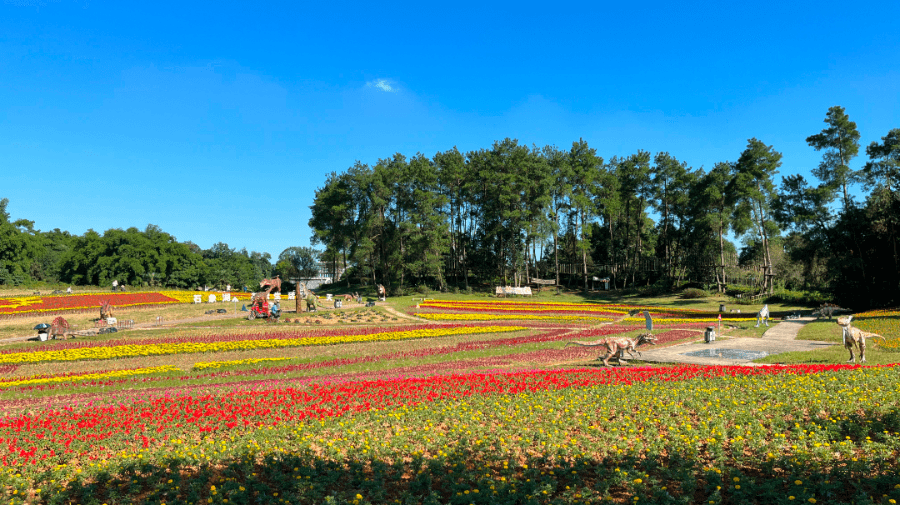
left=417, top=313, right=614, bottom=322
left=419, top=300, right=706, bottom=314
left=193, top=358, right=293, bottom=370
left=0, top=290, right=257, bottom=315
left=0, top=326, right=525, bottom=364
left=0, top=366, right=179, bottom=389
left=417, top=312, right=756, bottom=323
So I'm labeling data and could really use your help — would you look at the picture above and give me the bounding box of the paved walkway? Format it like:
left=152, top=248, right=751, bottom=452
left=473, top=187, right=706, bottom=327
left=637, top=316, right=834, bottom=366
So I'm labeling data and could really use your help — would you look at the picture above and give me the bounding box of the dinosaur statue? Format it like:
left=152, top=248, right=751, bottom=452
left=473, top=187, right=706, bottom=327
left=816, top=303, right=840, bottom=320
left=259, top=276, right=282, bottom=294
left=837, top=315, right=887, bottom=363
left=249, top=276, right=283, bottom=315
left=305, top=289, right=319, bottom=312
left=100, top=300, right=114, bottom=320
left=755, top=304, right=770, bottom=328
left=50, top=316, right=70, bottom=339
left=565, top=333, right=658, bottom=367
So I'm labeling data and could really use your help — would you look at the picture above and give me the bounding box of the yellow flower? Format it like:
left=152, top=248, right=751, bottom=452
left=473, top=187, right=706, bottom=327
left=0, top=326, right=523, bottom=364
left=0, top=366, right=179, bottom=388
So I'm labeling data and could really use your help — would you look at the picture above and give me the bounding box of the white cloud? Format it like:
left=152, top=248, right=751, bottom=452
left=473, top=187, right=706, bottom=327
left=366, top=79, right=396, bottom=92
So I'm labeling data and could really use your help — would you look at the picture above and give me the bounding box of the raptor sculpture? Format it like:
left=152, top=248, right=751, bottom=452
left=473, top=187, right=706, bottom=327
left=837, top=315, right=886, bottom=363
left=259, top=276, right=282, bottom=294
left=755, top=304, right=770, bottom=328
left=565, top=333, right=658, bottom=367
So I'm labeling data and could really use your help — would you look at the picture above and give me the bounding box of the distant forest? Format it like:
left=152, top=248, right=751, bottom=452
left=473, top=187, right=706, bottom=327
left=0, top=201, right=320, bottom=292
left=309, top=107, right=900, bottom=309
left=3, top=107, right=898, bottom=309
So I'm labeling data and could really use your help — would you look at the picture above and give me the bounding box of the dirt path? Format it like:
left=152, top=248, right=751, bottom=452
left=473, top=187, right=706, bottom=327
left=381, top=305, right=428, bottom=323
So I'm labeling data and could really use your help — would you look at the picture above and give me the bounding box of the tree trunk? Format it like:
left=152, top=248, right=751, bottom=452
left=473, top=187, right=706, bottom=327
left=524, top=235, right=530, bottom=285
left=631, top=198, right=645, bottom=288
left=399, top=233, right=405, bottom=291
left=663, top=185, right=670, bottom=279
left=553, top=208, right=560, bottom=293
left=608, top=215, right=616, bottom=290
left=343, top=248, right=350, bottom=288
left=718, top=226, right=726, bottom=293
left=579, top=210, right=588, bottom=292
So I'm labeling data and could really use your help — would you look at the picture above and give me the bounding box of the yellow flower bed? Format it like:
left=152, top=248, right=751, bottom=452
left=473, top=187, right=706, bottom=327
left=417, top=312, right=756, bottom=324
left=419, top=300, right=713, bottom=315
left=157, top=291, right=254, bottom=303
left=0, top=365, right=179, bottom=389
left=417, top=313, right=612, bottom=322
left=193, top=357, right=293, bottom=370
left=853, top=308, right=900, bottom=350
left=0, top=326, right=525, bottom=365
left=621, top=316, right=757, bottom=323
left=420, top=300, right=631, bottom=314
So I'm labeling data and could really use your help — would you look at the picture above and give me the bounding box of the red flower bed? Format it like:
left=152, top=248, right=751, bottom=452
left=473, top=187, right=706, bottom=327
left=0, top=292, right=180, bottom=316
left=649, top=329, right=705, bottom=345
left=0, top=363, right=885, bottom=468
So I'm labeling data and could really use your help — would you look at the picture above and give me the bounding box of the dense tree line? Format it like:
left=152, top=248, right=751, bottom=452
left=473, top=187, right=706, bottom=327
left=0, top=200, right=320, bottom=291
left=310, top=107, right=900, bottom=308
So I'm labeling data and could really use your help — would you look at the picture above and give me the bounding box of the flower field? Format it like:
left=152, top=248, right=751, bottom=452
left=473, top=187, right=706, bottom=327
left=415, top=300, right=758, bottom=325
left=0, top=291, right=255, bottom=317
left=0, top=297, right=897, bottom=504
left=0, top=325, right=525, bottom=365
left=851, top=309, right=900, bottom=351
left=0, top=364, right=898, bottom=504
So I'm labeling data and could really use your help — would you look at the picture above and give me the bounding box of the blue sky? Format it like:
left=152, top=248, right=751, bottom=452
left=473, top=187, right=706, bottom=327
left=2, top=0, right=899, bottom=259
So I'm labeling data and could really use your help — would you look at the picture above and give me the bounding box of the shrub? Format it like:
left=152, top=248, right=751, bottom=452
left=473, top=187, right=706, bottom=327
left=768, top=288, right=831, bottom=305
left=681, top=288, right=709, bottom=299
left=389, top=286, right=409, bottom=297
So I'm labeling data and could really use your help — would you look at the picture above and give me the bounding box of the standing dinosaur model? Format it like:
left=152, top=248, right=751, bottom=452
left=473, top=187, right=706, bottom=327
left=305, top=289, right=319, bottom=312
left=755, top=304, right=770, bottom=328
left=250, top=276, right=282, bottom=309
left=99, top=300, right=114, bottom=320
left=565, top=333, right=658, bottom=367
left=259, top=276, right=282, bottom=294
left=837, top=315, right=886, bottom=363
left=50, top=316, right=70, bottom=339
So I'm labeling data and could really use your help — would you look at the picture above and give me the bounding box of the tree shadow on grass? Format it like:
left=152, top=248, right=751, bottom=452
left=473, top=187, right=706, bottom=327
left=48, top=416, right=900, bottom=505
